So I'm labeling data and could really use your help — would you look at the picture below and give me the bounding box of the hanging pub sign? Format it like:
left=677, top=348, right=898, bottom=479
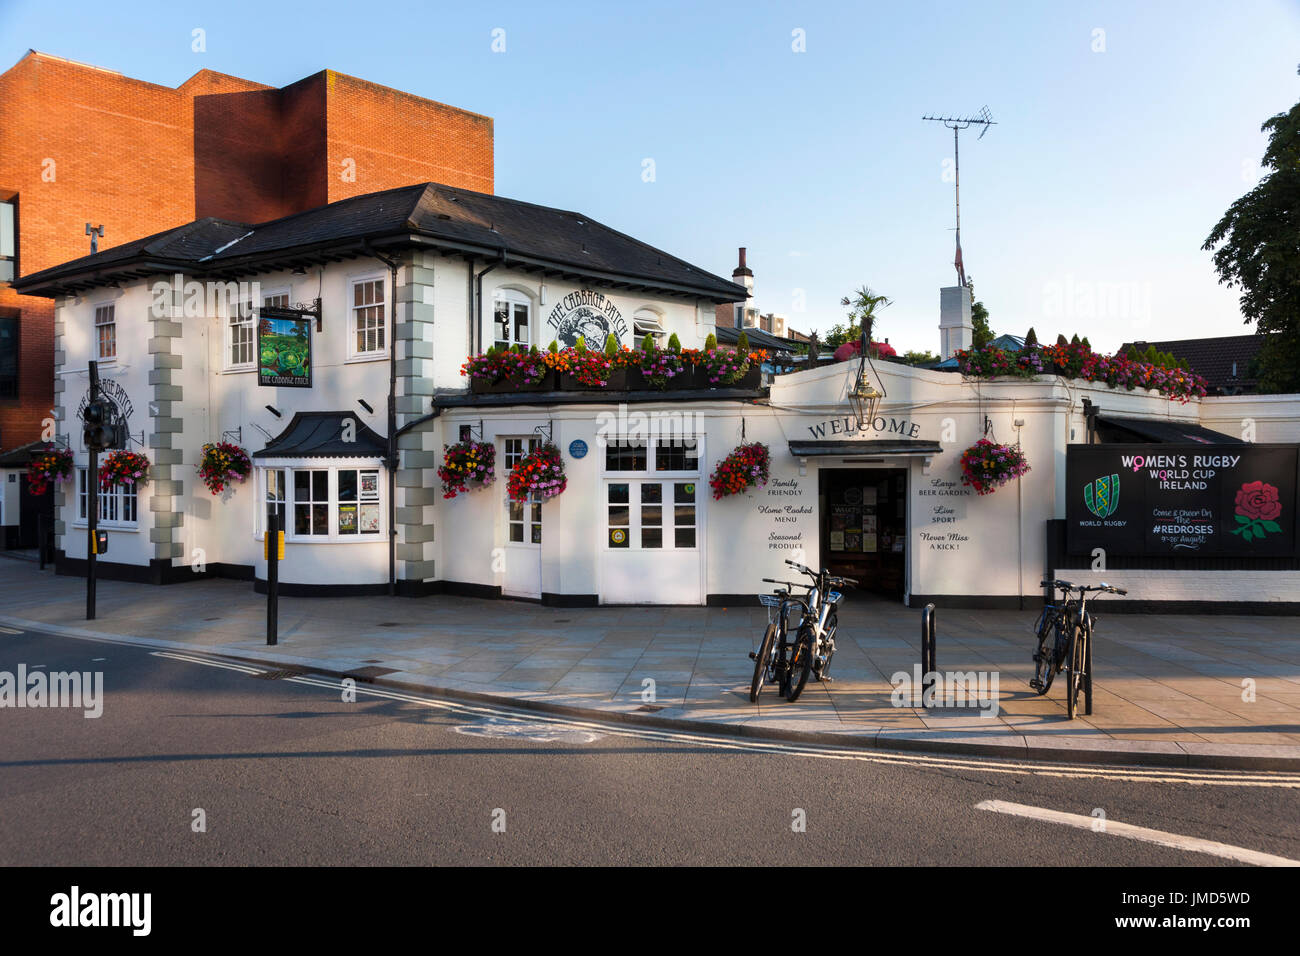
left=258, top=313, right=313, bottom=388
left=1066, top=443, right=1299, bottom=556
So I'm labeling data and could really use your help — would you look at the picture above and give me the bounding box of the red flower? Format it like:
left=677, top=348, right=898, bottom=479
left=1235, top=481, right=1282, bottom=522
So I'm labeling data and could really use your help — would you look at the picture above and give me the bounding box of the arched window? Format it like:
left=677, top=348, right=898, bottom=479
left=632, top=307, right=666, bottom=347
left=493, top=288, right=532, bottom=350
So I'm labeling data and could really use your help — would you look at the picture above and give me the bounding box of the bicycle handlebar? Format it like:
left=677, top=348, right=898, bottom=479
left=1041, top=579, right=1127, bottom=596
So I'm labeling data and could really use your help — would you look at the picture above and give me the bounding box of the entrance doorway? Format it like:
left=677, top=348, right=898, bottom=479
left=819, top=468, right=907, bottom=598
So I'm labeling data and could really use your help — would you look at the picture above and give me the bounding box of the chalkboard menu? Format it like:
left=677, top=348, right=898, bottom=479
left=1066, top=443, right=1299, bottom=556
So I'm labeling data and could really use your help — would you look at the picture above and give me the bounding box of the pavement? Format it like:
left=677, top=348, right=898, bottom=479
left=2, top=553, right=1300, bottom=770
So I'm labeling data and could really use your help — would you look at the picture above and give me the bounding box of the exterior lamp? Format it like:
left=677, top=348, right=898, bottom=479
left=848, top=331, right=886, bottom=428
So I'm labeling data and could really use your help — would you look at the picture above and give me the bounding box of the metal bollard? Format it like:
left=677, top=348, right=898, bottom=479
left=921, top=603, right=937, bottom=707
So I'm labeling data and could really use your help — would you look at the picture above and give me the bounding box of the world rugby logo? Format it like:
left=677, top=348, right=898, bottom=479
left=1084, top=474, right=1120, bottom=519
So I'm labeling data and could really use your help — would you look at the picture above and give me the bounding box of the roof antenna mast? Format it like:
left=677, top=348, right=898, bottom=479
left=922, top=106, right=995, bottom=288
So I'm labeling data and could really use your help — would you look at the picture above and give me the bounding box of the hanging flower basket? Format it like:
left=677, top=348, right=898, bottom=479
left=709, top=442, right=770, bottom=499
left=437, top=440, right=496, bottom=499
left=959, top=439, right=1029, bottom=495
left=507, top=443, right=567, bottom=501
left=99, top=450, right=151, bottom=489
left=26, top=445, right=74, bottom=496
left=197, top=441, right=252, bottom=495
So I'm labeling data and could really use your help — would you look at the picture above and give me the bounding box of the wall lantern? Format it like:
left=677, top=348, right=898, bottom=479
left=848, top=331, right=885, bottom=428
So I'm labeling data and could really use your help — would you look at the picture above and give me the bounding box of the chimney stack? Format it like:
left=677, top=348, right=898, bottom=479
left=939, top=285, right=973, bottom=359
left=732, top=247, right=754, bottom=298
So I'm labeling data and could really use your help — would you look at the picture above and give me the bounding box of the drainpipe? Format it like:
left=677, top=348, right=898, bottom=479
left=365, top=243, right=401, bottom=597
left=473, top=251, right=506, bottom=354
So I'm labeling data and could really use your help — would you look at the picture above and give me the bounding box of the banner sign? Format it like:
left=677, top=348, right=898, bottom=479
left=258, top=316, right=312, bottom=388
left=1066, top=443, right=1299, bottom=556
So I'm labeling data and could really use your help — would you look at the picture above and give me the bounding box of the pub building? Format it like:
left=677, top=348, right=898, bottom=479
left=15, top=182, right=1300, bottom=612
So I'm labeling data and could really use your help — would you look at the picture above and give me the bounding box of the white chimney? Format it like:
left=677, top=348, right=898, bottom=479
left=939, top=285, right=972, bottom=359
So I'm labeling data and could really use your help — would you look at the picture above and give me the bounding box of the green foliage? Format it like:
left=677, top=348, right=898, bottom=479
left=736, top=330, right=750, bottom=352
left=901, top=349, right=940, bottom=366
left=704, top=332, right=717, bottom=351
left=604, top=334, right=618, bottom=356
left=971, top=301, right=994, bottom=349
left=575, top=336, right=587, bottom=353
left=1081, top=337, right=1091, bottom=350
left=641, top=333, right=656, bottom=352
left=547, top=340, right=559, bottom=354
left=839, top=285, right=892, bottom=342
left=667, top=332, right=682, bottom=353
left=1056, top=333, right=1069, bottom=347
left=529, top=344, right=539, bottom=355
left=1070, top=333, right=1081, bottom=346
left=1024, top=327, right=1038, bottom=349
left=1204, top=95, right=1300, bottom=392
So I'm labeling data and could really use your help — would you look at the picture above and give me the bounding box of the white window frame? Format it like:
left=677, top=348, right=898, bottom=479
left=93, top=302, right=117, bottom=363
left=255, top=461, right=386, bottom=542
left=347, top=274, right=388, bottom=362
left=74, top=467, right=139, bottom=530
left=501, top=436, right=542, bottom=546
left=492, top=288, right=532, bottom=351
left=632, top=307, right=666, bottom=347
left=601, top=427, right=701, bottom=552
left=226, top=287, right=290, bottom=373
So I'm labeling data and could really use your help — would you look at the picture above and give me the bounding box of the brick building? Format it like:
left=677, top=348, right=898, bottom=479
left=0, top=50, right=493, bottom=544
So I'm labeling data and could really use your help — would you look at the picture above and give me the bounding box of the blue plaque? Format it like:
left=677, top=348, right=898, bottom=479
left=569, top=439, right=588, bottom=459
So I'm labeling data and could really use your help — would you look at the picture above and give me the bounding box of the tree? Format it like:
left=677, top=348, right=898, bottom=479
left=1204, top=94, right=1300, bottom=393
left=971, top=300, right=994, bottom=349
left=1023, top=327, right=1038, bottom=349
left=830, top=285, right=892, bottom=348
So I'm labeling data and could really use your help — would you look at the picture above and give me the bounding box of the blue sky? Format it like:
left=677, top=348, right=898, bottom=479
left=3, top=0, right=1298, bottom=354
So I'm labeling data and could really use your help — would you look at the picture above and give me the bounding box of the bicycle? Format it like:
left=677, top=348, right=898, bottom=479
left=749, top=578, right=812, bottom=702
left=781, top=559, right=858, bottom=703
left=1032, top=579, right=1126, bottom=719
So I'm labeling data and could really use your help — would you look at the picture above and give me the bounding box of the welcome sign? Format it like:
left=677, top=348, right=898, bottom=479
left=1066, top=443, right=1299, bottom=556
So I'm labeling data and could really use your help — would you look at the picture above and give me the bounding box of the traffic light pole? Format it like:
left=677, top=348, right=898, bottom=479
left=86, top=362, right=100, bottom=621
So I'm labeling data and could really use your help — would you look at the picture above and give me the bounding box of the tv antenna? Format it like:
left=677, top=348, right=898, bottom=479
left=922, top=106, right=995, bottom=288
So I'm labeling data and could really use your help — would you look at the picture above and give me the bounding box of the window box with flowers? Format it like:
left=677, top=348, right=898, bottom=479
left=26, top=445, right=74, bottom=496
left=437, top=440, right=496, bottom=499
left=197, top=441, right=252, bottom=496
left=463, top=348, right=555, bottom=393
left=959, top=440, right=1029, bottom=496
left=99, top=450, right=151, bottom=489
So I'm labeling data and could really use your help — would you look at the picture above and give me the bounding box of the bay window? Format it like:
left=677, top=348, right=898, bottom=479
left=258, top=464, right=384, bottom=541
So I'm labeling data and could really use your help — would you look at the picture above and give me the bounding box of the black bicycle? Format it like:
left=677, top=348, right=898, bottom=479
left=750, top=578, right=811, bottom=702
left=782, top=559, right=857, bottom=703
left=1032, top=579, right=1126, bottom=719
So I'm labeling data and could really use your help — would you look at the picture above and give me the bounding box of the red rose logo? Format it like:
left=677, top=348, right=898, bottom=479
left=1235, top=481, right=1282, bottom=522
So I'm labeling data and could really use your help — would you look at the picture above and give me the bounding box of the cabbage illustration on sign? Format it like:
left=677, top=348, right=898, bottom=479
left=1230, top=480, right=1283, bottom=543
left=1083, top=474, right=1120, bottom=519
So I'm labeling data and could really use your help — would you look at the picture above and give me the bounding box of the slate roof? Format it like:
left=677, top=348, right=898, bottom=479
left=1120, top=335, right=1263, bottom=395
left=252, top=412, right=388, bottom=459
left=714, top=324, right=797, bottom=354
left=14, top=183, right=748, bottom=303
left=1094, top=415, right=1245, bottom=445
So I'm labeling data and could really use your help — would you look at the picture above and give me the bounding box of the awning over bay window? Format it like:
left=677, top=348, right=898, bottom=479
left=253, top=411, right=388, bottom=459
left=787, top=440, right=944, bottom=458
left=1093, top=415, right=1244, bottom=445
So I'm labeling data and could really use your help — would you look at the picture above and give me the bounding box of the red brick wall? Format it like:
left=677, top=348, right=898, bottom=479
left=0, top=51, right=495, bottom=451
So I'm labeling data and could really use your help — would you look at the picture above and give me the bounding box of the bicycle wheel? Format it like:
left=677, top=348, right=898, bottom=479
left=815, top=612, right=837, bottom=680
left=1065, top=623, right=1084, bottom=719
left=784, top=625, right=814, bottom=702
left=1031, top=609, right=1056, bottom=694
left=750, top=621, right=778, bottom=703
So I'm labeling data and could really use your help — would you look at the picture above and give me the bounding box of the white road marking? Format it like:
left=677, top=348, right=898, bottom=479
left=149, top=651, right=265, bottom=676
left=0, top=626, right=24, bottom=634
left=280, top=674, right=1300, bottom=789
left=455, top=716, right=605, bottom=744
left=975, top=799, right=1300, bottom=866
left=17, top=627, right=1300, bottom=791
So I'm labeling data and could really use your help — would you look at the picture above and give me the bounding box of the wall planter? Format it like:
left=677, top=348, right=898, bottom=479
left=99, top=450, right=151, bottom=489
left=507, top=443, right=567, bottom=501
left=470, top=370, right=557, bottom=394
left=959, top=439, right=1029, bottom=495
left=26, top=445, right=73, bottom=496
left=710, top=442, right=771, bottom=499
left=438, top=440, right=496, bottom=499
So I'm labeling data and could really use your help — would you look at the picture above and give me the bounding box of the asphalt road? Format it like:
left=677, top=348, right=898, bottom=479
left=1, top=627, right=1298, bottom=867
